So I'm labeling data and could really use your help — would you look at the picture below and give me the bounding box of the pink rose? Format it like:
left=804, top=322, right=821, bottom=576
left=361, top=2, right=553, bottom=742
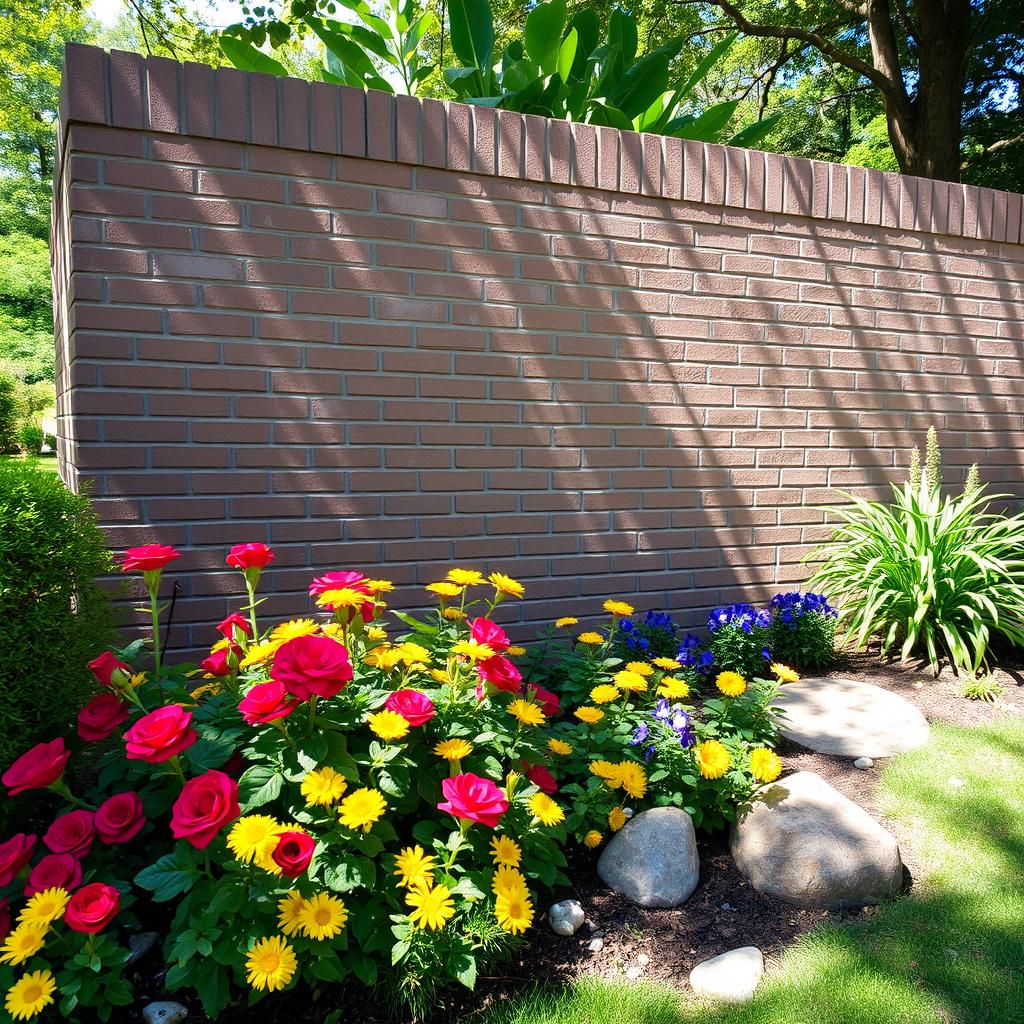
left=25, top=853, right=82, bottom=897
left=199, top=646, right=239, bottom=678
left=120, top=544, right=180, bottom=572
left=469, top=617, right=510, bottom=653
left=272, top=635, right=353, bottom=701
left=0, top=834, right=37, bottom=887
left=216, top=612, right=251, bottom=638
left=384, top=689, right=435, bottom=727
left=226, top=543, right=275, bottom=571
left=238, top=681, right=300, bottom=725
left=477, top=656, right=523, bottom=694
left=94, top=792, right=146, bottom=845
left=43, top=810, right=95, bottom=859
left=170, top=770, right=239, bottom=849
left=437, top=773, right=509, bottom=828
left=65, top=882, right=120, bottom=934
left=77, top=693, right=129, bottom=742
left=124, top=705, right=197, bottom=763
left=2, top=738, right=71, bottom=796
left=88, top=651, right=130, bottom=688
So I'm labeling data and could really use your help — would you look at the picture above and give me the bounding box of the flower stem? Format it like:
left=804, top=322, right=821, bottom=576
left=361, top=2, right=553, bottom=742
left=308, top=696, right=318, bottom=734
left=245, top=576, right=259, bottom=640
left=146, top=576, right=162, bottom=680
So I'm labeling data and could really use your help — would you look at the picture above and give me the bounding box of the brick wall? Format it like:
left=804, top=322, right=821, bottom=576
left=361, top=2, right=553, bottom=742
left=52, top=44, right=1024, bottom=653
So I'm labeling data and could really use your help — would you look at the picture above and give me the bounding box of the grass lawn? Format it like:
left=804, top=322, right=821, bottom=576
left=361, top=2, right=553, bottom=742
left=0, top=453, right=59, bottom=473
left=483, top=717, right=1024, bottom=1024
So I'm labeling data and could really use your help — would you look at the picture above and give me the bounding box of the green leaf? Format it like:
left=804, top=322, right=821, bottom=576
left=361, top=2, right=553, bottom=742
left=452, top=952, right=477, bottom=989
left=448, top=0, right=494, bottom=72
left=323, top=854, right=376, bottom=892
left=194, top=965, right=231, bottom=1018
left=219, top=36, right=288, bottom=77
left=134, top=848, right=198, bottom=902
left=728, top=111, right=783, bottom=148
left=557, top=28, right=578, bottom=83
left=524, top=0, right=566, bottom=75
left=668, top=100, right=739, bottom=142
left=238, top=764, right=283, bottom=813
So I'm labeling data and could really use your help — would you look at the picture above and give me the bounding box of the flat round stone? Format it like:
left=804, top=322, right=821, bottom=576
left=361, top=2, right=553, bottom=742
left=775, top=677, right=929, bottom=757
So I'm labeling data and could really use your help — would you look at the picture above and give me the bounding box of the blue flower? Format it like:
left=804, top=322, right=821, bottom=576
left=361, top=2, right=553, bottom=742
left=762, top=646, right=772, bottom=660
left=670, top=708, right=691, bottom=734
left=631, top=722, right=650, bottom=746
left=619, top=619, right=634, bottom=633
left=644, top=744, right=656, bottom=762
left=653, top=698, right=672, bottom=722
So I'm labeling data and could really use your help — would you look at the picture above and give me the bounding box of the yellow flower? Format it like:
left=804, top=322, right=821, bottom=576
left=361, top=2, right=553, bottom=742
left=583, top=830, right=603, bottom=849
left=608, top=807, right=627, bottom=832
left=394, top=845, right=436, bottom=889
left=577, top=631, right=605, bottom=646
left=277, top=891, right=306, bottom=936
left=573, top=706, right=604, bottom=725
left=429, top=669, right=450, bottom=686
left=658, top=676, right=691, bottom=699
left=405, top=882, right=456, bottom=930
left=17, top=888, right=69, bottom=929
left=603, top=599, right=635, bottom=617
left=321, top=622, right=345, bottom=640
left=367, top=625, right=389, bottom=641
left=426, top=581, right=462, bottom=598
left=489, top=572, right=525, bottom=598
left=625, top=661, right=655, bottom=677
left=190, top=681, right=221, bottom=700
left=301, top=766, right=348, bottom=807
left=652, top=657, right=681, bottom=670
left=613, top=670, right=648, bottom=693
left=506, top=645, right=526, bottom=656
left=364, top=645, right=405, bottom=671
left=315, top=587, right=369, bottom=610
left=616, top=761, right=648, bottom=799
left=771, top=663, right=800, bottom=683
left=4, top=969, right=56, bottom=1021
left=297, top=892, right=348, bottom=940
left=338, top=788, right=387, bottom=832
left=750, top=747, right=783, bottom=783
left=555, top=617, right=578, bottom=628
left=495, top=886, right=534, bottom=934
left=443, top=607, right=465, bottom=621
left=697, top=740, right=732, bottom=780
left=589, top=760, right=621, bottom=785
left=452, top=639, right=496, bottom=662
left=245, top=935, right=297, bottom=992
left=368, top=710, right=410, bottom=742
left=434, top=738, right=474, bottom=761
left=547, top=738, right=572, bottom=756
left=210, top=636, right=232, bottom=653
left=130, top=672, right=147, bottom=688
left=227, top=815, right=282, bottom=865
left=589, top=684, right=620, bottom=704
left=508, top=699, right=546, bottom=727
left=528, top=792, right=564, bottom=826
left=398, top=641, right=431, bottom=665
left=270, top=618, right=319, bottom=645
left=239, top=640, right=278, bottom=668
left=0, top=926, right=47, bottom=967
left=492, top=865, right=527, bottom=897
left=365, top=579, right=395, bottom=595
left=490, top=835, right=522, bottom=867
left=447, top=568, right=485, bottom=586
left=716, top=671, right=747, bottom=697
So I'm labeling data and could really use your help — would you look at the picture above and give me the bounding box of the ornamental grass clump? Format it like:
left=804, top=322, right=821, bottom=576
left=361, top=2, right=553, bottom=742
left=0, top=547, right=569, bottom=1020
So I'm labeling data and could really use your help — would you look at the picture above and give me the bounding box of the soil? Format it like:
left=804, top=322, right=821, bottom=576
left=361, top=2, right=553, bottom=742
left=123, top=651, right=1024, bottom=1023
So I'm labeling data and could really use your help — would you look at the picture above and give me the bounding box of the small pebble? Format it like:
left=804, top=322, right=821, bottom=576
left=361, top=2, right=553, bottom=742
left=912, top=681, right=924, bottom=690
left=626, top=966, right=642, bottom=980
left=853, top=757, right=874, bottom=770
left=588, top=937, right=604, bottom=953
left=548, top=899, right=586, bottom=936
left=142, top=1003, right=188, bottom=1024
left=637, top=953, right=650, bottom=967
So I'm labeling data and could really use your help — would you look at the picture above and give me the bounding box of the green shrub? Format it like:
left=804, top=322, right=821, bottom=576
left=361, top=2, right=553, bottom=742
left=0, top=372, right=20, bottom=453
left=702, top=604, right=774, bottom=678
left=0, top=461, right=113, bottom=780
left=962, top=675, right=1003, bottom=702
left=809, top=430, right=1024, bottom=674
left=18, top=421, right=42, bottom=453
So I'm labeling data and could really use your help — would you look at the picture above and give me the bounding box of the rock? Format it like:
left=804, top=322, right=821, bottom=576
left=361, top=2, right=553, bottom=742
left=948, top=777, right=966, bottom=788
left=689, top=946, right=764, bottom=1003
left=637, top=953, right=650, bottom=967
left=853, top=757, right=874, bottom=770
left=597, top=807, right=699, bottom=908
left=127, top=932, right=159, bottom=965
left=588, top=937, right=604, bottom=953
left=625, top=966, right=642, bottom=980
left=548, top=899, right=586, bottom=936
left=142, top=1004, right=188, bottom=1024
left=774, top=677, right=929, bottom=757
left=731, top=771, right=903, bottom=909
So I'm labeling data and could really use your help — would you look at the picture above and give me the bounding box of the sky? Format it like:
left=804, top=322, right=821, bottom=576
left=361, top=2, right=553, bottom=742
left=87, top=0, right=236, bottom=30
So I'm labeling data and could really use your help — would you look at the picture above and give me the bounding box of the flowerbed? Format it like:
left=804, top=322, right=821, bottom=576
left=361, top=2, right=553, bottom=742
left=0, top=546, right=799, bottom=1022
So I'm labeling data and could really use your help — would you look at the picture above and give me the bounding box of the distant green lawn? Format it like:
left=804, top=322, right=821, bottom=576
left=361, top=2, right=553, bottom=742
left=483, top=718, right=1024, bottom=1024
left=1, top=453, right=59, bottom=474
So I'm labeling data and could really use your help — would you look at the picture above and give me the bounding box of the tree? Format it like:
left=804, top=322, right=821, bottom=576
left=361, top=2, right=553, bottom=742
left=670, top=1, right=1023, bottom=183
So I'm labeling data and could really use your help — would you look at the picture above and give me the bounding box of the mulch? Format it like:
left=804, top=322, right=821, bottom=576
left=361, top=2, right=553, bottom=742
left=123, top=650, right=1024, bottom=1023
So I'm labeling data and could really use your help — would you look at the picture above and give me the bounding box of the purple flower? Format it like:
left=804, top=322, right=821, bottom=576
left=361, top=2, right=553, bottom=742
left=644, top=744, right=656, bottom=762
left=653, top=698, right=672, bottom=722
left=630, top=722, right=650, bottom=746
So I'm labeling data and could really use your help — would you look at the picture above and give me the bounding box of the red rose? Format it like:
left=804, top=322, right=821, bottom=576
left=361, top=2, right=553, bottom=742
left=272, top=635, right=353, bottom=701
left=124, top=705, right=197, bottom=763
left=526, top=763, right=558, bottom=794
left=2, top=738, right=71, bottom=796
left=437, top=773, right=509, bottom=828
left=43, top=809, right=95, bottom=859
left=226, top=543, right=275, bottom=571
left=0, top=834, right=37, bottom=887
left=170, top=770, right=239, bottom=849
left=199, top=646, right=239, bottom=678
left=95, top=792, right=146, bottom=845
left=529, top=685, right=561, bottom=719
left=77, top=693, right=129, bottom=742
left=64, top=882, right=120, bottom=934
left=308, top=571, right=377, bottom=623
left=88, top=651, right=131, bottom=689
left=271, top=831, right=315, bottom=878
left=25, top=853, right=82, bottom=897
left=216, top=612, right=251, bottom=639
left=238, top=681, right=300, bottom=725
left=120, top=544, right=181, bottom=572
left=384, top=689, right=435, bottom=727
left=477, top=656, right=523, bottom=694
left=469, top=617, right=510, bottom=653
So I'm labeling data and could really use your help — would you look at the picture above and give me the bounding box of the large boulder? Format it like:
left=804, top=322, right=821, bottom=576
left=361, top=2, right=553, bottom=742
left=597, top=806, right=699, bottom=908
left=774, top=677, right=929, bottom=758
left=731, top=771, right=903, bottom=909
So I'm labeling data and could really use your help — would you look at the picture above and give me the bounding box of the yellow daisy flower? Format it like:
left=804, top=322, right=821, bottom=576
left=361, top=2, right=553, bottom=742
left=239, top=640, right=278, bottom=668
left=4, top=969, right=56, bottom=1021
left=297, top=892, right=348, bottom=940
left=658, top=676, right=691, bottom=699
left=613, top=670, right=648, bottom=692
left=426, top=581, right=462, bottom=599
left=616, top=761, right=648, bottom=799
left=367, top=625, right=389, bottom=641
left=771, top=663, right=800, bottom=683
left=365, top=579, right=395, bottom=595
left=589, top=684, right=621, bottom=704
left=716, top=671, right=747, bottom=697
left=528, top=792, right=564, bottom=826
left=277, top=891, right=306, bottom=937
left=603, top=599, right=635, bottom=617
left=652, top=657, right=681, bottom=670
left=547, top=738, right=572, bottom=756
left=367, top=709, right=410, bottom=742
left=492, top=865, right=528, bottom=897
left=697, top=740, right=732, bottom=780
left=508, top=699, right=546, bottom=727
left=442, top=607, right=465, bottom=621
left=245, top=935, right=297, bottom=992
left=451, top=639, right=496, bottom=662
left=589, top=760, right=622, bottom=785
left=490, top=835, right=522, bottom=867
left=405, top=882, right=456, bottom=930
left=398, top=641, right=431, bottom=665
left=364, top=646, right=405, bottom=671
left=270, top=618, right=319, bottom=645
left=489, top=572, right=525, bottom=598
left=394, top=845, right=436, bottom=889
left=506, top=645, right=526, bottom=656
left=301, top=766, right=348, bottom=807
left=130, top=672, right=147, bottom=688
left=577, top=631, right=605, bottom=646
left=0, top=926, right=47, bottom=967
left=227, top=815, right=283, bottom=865
left=555, top=617, right=578, bottom=628
left=434, top=738, right=474, bottom=761
left=625, top=661, right=655, bottom=677
left=573, top=706, right=604, bottom=725
left=495, top=887, right=534, bottom=934
left=447, top=568, right=485, bottom=586
left=429, top=669, right=451, bottom=685
left=750, top=747, right=783, bottom=783
left=338, top=788, right=387, bottom=832
left=583, top=830, right=603, bottom=849
left=608, top=807, right=627, bottom=832
left=17, top=888, right=69, bottom=929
